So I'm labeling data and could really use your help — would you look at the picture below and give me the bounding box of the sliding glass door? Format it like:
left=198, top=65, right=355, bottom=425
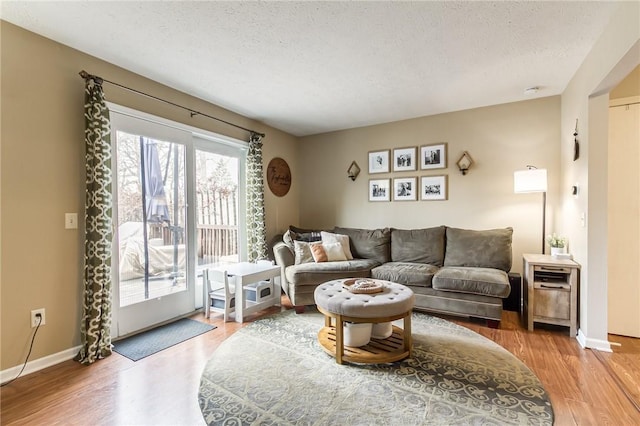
left=109, top=106, right=246, bottom=337
left=195, top=147, right=241, bottom=265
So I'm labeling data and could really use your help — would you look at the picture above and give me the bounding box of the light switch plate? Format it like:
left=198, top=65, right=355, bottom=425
left=65, top=213, right=78, bottom=229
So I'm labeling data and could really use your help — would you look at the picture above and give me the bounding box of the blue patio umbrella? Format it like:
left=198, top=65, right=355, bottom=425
left=139, top=137, right=178, bottom=295
left=141, top=138, right=171, bottom=224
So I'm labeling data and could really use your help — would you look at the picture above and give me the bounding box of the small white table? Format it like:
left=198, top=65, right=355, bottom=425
left=210, top=262, right=281, bottom=323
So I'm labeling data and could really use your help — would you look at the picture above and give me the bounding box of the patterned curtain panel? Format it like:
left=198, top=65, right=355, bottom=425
left=75, top=78, right=114, bottom=365
left=246, top=133, right=268, bottom=262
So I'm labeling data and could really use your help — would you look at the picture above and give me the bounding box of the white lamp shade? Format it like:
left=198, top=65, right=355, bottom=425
left=514, top=169, right=547, bottom=193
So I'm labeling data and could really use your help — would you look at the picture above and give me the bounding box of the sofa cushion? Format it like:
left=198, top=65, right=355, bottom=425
left=371, top=262, right=439, bottom=288
left=444, top=227, right=513, bottom=272
left=333, top=227, right=391, bottom=264
left=432, top=267, right=510, bottom=298
left=285, top=259, right=380, bottom=286
left=391, top=227, right=446, bottom=266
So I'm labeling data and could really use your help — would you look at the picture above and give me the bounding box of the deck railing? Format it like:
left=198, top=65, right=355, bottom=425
left=151, top=223, right=238, bottom=264
left=197, top=224, right=238, bottom=263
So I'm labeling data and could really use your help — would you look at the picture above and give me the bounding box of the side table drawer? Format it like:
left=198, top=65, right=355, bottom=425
left=534, top=286, right=570, bottom=320
left=534, top=265, right=572, bottom=274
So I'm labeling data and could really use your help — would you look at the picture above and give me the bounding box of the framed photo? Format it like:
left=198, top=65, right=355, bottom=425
left=393, top=177, right=417, bottom=201
left=393, top=147, right=417, bottom=172
left=420, top=175, right=448, bottom=201
left=368, top=150, right=390, bottom=174
left=369, top=179, right=390, bottom=202
left=420, top=143, right=447, bottom=170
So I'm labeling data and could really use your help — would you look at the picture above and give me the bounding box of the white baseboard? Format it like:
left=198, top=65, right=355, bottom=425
left=1, top=345, right=81, bottom=384
left=576, top=329, right=612, bottom=352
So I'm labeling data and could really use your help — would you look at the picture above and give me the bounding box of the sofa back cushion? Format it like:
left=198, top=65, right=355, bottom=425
left=391, top=226, right=446, bottom=266
left=333, top=227, right=391, bottom=264
left=444, top=227, right=513, bottom=272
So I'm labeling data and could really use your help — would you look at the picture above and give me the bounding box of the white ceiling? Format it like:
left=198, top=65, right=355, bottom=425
left=1, top=1, right=621, bottom=137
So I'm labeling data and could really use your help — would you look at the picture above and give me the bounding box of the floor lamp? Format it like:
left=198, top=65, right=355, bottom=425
left=514, top=166, right=548, bottom=254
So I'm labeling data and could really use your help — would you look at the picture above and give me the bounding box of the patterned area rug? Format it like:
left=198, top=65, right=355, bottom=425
left=199, top=310, right=553, bottom=425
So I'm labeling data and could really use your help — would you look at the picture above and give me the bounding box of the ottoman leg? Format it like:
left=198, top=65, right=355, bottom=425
left=403, top=312, right=412, bottom=357
left=335, top=315, right=344, bottom=365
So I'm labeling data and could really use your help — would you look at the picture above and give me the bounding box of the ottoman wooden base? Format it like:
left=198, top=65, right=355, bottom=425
left=317, top=305, right=412, bottom=365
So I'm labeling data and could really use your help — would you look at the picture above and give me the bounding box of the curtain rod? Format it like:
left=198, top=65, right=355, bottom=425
left=79, top=70, right=265, bottom=138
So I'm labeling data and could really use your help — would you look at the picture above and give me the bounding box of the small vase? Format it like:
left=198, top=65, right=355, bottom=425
left=551, top=247, right=566, bottom=256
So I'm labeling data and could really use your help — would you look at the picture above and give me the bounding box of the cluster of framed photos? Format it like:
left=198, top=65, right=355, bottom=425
left=368, top=144, right=448, bottom=202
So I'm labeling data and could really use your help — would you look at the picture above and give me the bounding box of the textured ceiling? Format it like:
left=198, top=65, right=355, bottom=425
left=1, top=1, right=621, bottom=136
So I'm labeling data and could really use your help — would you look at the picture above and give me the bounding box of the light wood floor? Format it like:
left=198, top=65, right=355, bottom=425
left=2, top=298, right=639, bottom=425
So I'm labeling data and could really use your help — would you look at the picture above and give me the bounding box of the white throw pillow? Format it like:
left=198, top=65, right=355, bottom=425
left=321, top=231, right=354, bottom=260
left=323, top=242, right=348, bottom=262
left=293, top=240, right=317, bottom=264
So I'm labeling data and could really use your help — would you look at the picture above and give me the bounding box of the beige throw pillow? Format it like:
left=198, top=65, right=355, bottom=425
left=321, top=231, right=354, bottom=260
left=310, top=242, right=348, bottom=263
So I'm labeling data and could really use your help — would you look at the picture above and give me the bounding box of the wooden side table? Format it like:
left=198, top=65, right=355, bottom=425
left=523, top=254, right=580, bottom=336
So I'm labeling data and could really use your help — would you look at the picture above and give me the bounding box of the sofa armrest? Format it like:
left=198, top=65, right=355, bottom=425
left=273, top=241, right=294, bottom=268
left=273, top=241, right=294, bottom=297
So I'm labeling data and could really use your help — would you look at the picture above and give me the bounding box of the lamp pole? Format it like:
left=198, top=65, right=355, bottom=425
left=541, top=191, right=546, bottom=254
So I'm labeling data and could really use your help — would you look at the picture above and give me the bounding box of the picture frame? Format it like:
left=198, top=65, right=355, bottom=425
left=368, top=150, right=390, bottom=174
left=420, top=143, right=447, bottom=170
left=393, top=147, right=417, bottom=172
left=420, top=175, right=448, bottom=201
left=369, top=179, right=390, bottom=202
left=393, top=177, right=417, bottom=201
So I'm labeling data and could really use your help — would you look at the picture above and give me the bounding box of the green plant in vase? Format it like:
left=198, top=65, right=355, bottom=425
left=546, top=233, right=567, bottom=255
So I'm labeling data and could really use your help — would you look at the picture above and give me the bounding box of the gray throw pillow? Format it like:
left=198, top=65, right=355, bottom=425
left=283, top=228, right=322, bottom=251
left=443, top=227, right=513, bottom=272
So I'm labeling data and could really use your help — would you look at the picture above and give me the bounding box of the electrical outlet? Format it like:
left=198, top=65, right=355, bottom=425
left=31, top=308, right=46, bottom=328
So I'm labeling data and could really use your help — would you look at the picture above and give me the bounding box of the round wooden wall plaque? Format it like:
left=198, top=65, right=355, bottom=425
left=267, top=157, right=291, bottom=197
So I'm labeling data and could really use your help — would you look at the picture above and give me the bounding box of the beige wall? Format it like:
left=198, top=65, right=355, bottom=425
left=0, top=21, right=299, bottom=370
left=560, top=1, right=640, bottom=349
left=610, top=65, right=640, bottom=100
left=608, top=64, right=640, bottom=338
left=299, top=96, right=561, bottom=272
left=608, top=96, right=640, bottom=337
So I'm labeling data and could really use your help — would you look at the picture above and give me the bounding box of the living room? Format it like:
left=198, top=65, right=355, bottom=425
left=2, top=2, right=639, bottom=424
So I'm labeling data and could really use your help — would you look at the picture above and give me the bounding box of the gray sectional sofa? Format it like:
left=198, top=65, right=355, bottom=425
left=272, top=225, right=519, bottom=327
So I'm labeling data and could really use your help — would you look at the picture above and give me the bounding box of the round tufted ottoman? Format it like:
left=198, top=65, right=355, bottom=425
left=314, top=279, right=415, bottom=364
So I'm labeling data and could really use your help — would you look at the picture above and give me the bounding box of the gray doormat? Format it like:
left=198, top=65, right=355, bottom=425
left=114, top=318, right=216, bottom=361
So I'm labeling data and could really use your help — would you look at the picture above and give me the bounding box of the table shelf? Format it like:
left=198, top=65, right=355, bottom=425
left=318, top=325, right=410, bottom=364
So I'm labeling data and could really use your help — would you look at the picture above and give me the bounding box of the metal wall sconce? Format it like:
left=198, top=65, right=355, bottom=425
left=347, top=161, right=361, bottom=181
left=456, top=151, right=473, bottom=175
